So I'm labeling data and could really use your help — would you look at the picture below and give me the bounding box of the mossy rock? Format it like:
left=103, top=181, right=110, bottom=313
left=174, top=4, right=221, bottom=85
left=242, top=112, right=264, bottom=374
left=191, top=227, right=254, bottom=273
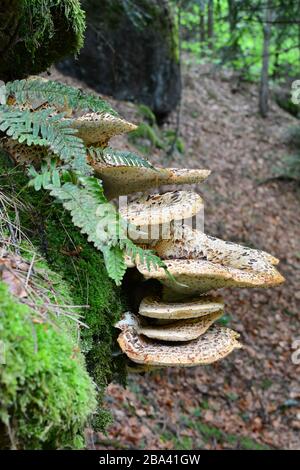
left=57, top=0, right=181, bottom=119
left=0, top=282, right=97, bottom=449
left=0, top=152, right=127, bottom=447
left=0, top=0, right=85, bottom=81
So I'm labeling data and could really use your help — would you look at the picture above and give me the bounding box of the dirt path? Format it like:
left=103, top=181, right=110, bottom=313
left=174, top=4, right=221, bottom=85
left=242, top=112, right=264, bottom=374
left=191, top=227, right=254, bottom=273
left=51, top=63, right=300, bottom=450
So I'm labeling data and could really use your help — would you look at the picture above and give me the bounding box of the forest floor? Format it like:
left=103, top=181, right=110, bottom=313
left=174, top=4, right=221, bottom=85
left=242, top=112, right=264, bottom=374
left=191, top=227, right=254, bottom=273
left=51, top=61, right=300, bottom=450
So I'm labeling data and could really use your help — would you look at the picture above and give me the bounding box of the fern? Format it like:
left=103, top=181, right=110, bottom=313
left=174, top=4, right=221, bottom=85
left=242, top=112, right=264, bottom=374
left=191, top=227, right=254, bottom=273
left=6, top=79, right=117, bottom=116
left=102, top=246, right=127, bottom=286
left=87, top=146, right=156, bottom=169
left=28, top=160, right=61, bottom=191
left=35, top=175, right=172, bottom=285
left=0, top=105, right=91, bottom=175
left=121, top=238, right=176, bottom=283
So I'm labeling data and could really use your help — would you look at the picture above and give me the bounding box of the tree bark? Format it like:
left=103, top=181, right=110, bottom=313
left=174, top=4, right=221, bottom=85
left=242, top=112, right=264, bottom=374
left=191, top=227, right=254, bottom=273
left=207, top=0, right=214, bottom=49
left=259, top=1, right=272, bottom=118
left=199, top=8, right=205, bottom=43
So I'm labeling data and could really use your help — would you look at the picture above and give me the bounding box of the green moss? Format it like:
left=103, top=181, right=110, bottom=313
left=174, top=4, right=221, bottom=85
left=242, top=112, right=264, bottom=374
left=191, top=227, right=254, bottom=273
left=0, top=282, right=97, bottom=449
left=0, top=152, right=127, bottom=433
left=0, top=0, right=86, bottom=81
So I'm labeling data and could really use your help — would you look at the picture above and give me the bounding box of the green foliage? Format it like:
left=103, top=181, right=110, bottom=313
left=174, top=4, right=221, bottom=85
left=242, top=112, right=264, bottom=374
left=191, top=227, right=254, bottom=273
left=0, top=155, right=126, bottom=434
left=87, top=146, right=155, bottom=169
left=276, top=154, right=300, bottom=181
left=6, top=79, right=117, bottom=116
left=180, top=0, right=300, bottom=80
left=0, top=78, right=170, bottom=286
left=0, top=282, right=97, bottom=449
left=129, top=122, right=164, bottom=152
left=0, top=105, right=90, bottom=175
left=47, top=177, right=171, bottom=285
left=276, top=125, right=300, bottom=181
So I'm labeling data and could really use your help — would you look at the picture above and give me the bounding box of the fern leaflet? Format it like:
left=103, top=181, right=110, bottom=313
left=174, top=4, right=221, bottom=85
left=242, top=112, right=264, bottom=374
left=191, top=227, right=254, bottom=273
left=0, top=106, right=91, bottom=174
left=87, top=146, right=156, bottom=169
left=6, top=79, right=117, bottom=116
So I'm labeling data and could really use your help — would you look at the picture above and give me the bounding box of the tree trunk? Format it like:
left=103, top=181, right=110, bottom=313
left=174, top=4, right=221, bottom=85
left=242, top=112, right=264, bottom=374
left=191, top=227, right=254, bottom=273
left=259, top=2, right=272, bottom=118
left=207, top=0, right=214, bottom=49
left=199, top=8, right=205, bottom=43
left=0, top=0, right=85, bottom=81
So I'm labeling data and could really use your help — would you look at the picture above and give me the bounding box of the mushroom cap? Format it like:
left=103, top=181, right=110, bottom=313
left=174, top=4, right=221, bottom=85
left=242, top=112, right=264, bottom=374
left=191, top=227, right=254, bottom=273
left=136, top=258, right=285, bottom=296
left=119, top=191, right=204, bottom=226
left=117, top=325, right=242, bottom=366
left=93, top=165, right=211, bottom=199
left=71, top=112, right=137, bottom=145
left=139, top=310, right=223, bottom=342
left=155, top=226, right=280, bottom=269
left=139, top=295, right=224, bottom=319
left=115, top=310, right=223, bottom=342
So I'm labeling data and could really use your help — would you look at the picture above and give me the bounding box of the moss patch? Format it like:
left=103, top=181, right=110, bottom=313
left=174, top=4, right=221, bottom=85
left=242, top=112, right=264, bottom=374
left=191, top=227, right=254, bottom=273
left=0, top=0, right=85, bottom=81
left=0, top=282, right=97, bottom=449
left=0, top=152, right=127, bottom=438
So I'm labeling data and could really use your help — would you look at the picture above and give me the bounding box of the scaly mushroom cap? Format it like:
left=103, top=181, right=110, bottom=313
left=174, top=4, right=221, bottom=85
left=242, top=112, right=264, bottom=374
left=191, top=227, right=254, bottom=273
left=93, top=164, right=211, bottom=199
left=155, top=225, right=279, bottom=268
left=119, top=191, right=204, bottom=226
left=71, top=112, right=137, bottom=145
left=139, top=295, right=224, bottom=319
left=115, top=310, right=223, bottom=342
left=117, top=325, right=242, bottom=366
left=136, top=258, right=284, bottom=296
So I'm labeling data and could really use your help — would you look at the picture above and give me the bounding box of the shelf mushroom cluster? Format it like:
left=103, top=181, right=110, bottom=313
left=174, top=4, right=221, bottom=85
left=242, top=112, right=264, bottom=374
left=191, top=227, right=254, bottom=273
left=3, top=86, right=284, bottom=370
left=110, top=155, right=284, bottom=371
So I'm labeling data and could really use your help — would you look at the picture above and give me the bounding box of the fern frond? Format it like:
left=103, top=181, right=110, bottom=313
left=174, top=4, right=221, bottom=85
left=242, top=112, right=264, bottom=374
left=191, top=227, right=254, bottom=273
left=47, top=179, right=121, bottom=248
left=102, top=246, right=127, bottom=286
left=0, top=106, right=91, bottom=174
left=120, top=238, right=176, bottom=283
left=43, top=177, right=171, bottom=285
left=6, top=79, right=117, bottom=116
left=28, top=160, right=61, bottom=191
left=87, top=146, right=155, bottom=169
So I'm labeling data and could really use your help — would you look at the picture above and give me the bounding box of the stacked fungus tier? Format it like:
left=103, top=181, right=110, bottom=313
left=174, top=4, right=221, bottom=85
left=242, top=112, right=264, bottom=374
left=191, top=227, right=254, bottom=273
left=110, top=163, right=284, bottom=370
left=4, top=85, right=284, bottom=370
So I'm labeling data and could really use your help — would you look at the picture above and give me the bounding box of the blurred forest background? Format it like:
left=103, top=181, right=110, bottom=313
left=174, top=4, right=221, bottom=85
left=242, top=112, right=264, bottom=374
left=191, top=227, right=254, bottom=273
left=0, top=0, right=299, bottom=451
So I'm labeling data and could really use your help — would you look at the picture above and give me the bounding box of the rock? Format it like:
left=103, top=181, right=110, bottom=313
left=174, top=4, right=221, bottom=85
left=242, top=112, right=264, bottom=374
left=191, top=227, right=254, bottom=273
left=56, top=0, right=181, bottom=119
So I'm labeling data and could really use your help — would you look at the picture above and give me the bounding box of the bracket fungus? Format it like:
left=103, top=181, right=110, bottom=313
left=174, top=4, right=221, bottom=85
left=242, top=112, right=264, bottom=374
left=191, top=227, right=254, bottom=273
left=93, top=165, right=211, bottom=199
left=71, top=112, right=137, bottom=146
left=2, top=83, right=283, bottom=372
left=105, top=135, right=284, bottom=370
left=117, top=323, right=242, bottom=367
left=139, top=295, right=224, bottom=320
left=115, top=310, right=224, bottom=342
left=119, top=190, right=204, bottom=226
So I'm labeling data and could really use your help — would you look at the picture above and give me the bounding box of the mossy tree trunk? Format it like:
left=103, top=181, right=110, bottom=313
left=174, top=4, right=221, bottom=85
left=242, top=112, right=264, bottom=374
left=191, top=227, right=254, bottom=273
left=0, top=0, right=85, bottom=81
